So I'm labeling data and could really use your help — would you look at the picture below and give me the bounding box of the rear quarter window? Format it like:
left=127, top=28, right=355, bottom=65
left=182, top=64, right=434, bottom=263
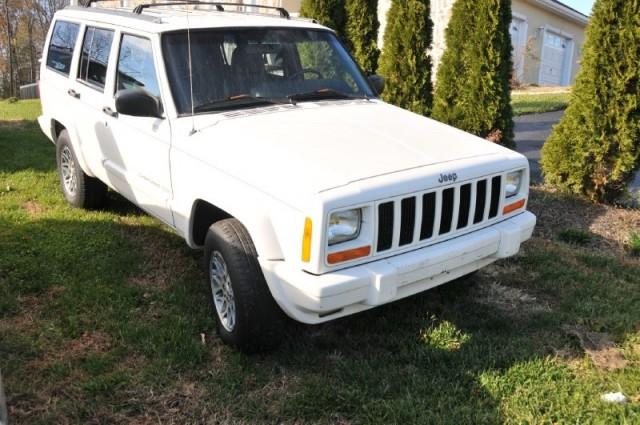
left=46, top=20, right=80, bottom=75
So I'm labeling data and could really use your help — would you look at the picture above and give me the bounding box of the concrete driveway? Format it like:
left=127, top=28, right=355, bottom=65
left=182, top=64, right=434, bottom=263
left=514, top=110, right=564, bottom=183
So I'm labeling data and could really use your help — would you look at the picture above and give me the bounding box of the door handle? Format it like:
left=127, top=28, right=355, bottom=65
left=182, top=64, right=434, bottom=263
left=67, top=89, right=80, bottom=99
left=102, top=107, right=118, bottom=118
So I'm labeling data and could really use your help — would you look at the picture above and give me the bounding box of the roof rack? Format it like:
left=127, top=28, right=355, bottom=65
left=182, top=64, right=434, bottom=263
left=80, top=0, right=289, bottom=19
left=82, top=0, right=113, bottom=6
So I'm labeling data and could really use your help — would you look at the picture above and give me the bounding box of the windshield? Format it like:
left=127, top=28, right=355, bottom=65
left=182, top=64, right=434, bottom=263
left=162, top=28, right=375, bottom=115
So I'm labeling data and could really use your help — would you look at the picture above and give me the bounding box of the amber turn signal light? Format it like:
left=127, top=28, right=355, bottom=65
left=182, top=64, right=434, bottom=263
left=327, top=246, right=371, bottom=265
left=503, top=198, right=526, bottom=215
left=302, top=218, right=312, bottom=262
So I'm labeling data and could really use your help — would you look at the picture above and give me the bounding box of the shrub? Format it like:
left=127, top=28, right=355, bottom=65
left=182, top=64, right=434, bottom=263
left=628, top=233, right=640, bottom=257
left=431, top=0, right=514, bottom=147
left=7, top=97, right=18, bottom=104
left=377, top=0, right=433, bottom=116
left=300, top=0, right=347, bottom=39
left=345, top=0, right=380, bottom=75
left=540, top=0, right=640, bottom=203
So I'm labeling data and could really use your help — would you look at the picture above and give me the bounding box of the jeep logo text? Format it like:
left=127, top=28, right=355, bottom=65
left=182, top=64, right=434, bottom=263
left=438, top=173, right=458, bottom=183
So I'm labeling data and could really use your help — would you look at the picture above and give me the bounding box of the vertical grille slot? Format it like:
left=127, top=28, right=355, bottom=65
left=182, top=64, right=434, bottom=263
left=474, top=180, right=487, bottom=224
left=420, top=192, right=436, bottom=240
left=399, top=197, right=416, bottom=246
left=457, top=183, right=472, bottom=229
left=439, top=188, right=455, bottom=235
left=489, top=176, right=502, bottom=219
left=377, top=202, right=394, bottom=252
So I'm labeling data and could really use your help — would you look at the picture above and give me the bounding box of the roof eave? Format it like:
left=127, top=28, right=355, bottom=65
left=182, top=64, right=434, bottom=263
left=529, top=0, right=590, bottom=26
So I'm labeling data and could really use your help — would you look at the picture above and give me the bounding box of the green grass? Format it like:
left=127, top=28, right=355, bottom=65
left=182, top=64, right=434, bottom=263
left=1, top=101, right=639, bottom=423
left=0, top=99, right=41, bottom=121
left=629, top=233, right=640, bottom=257
left=511, top=93, right=571, bottom=116
left=557, top=228, right=593, bottom=245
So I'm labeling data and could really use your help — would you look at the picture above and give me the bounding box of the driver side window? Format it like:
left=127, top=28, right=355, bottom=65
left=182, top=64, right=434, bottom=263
left=116, top=34, right=160, bottom=98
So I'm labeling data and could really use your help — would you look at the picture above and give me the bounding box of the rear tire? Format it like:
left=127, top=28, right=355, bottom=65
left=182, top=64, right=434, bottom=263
left=56, top=130, right=107, bottom=209
left=204, top=218, right=284, bottom=353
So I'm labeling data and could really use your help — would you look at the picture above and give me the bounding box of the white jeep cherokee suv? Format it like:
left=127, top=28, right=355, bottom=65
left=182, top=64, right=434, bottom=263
left=39, top=1, right=536, bottom=352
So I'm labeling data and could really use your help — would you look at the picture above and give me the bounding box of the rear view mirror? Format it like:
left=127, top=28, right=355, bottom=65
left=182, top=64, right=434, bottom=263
left=368, top=74, right=385, bottom=96
left=115, top=88, right=163, bottom=119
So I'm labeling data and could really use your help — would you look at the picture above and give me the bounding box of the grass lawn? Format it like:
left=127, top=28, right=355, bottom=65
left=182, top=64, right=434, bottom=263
left=511, top=93, right=571, bottom=116
left=1, top=99, right=639, bottom=424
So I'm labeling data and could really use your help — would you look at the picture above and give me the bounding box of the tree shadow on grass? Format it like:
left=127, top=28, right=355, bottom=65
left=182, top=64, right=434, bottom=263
left=2, top=178, right=638, bottom=420
left=0, top=121, right=55, bottom=174
left=2, top=210, right=639, bottom=423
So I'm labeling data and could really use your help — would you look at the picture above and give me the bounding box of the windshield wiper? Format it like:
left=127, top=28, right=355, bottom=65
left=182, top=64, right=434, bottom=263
left=287, top=88, right=363, bottom=104
left=193, top=94, right=287, bottom=113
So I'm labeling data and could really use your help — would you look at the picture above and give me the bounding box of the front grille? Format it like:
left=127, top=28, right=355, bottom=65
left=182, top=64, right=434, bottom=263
left=375, top=174, right=504, bottom=254
left=377, top=202, right=394, bottom=252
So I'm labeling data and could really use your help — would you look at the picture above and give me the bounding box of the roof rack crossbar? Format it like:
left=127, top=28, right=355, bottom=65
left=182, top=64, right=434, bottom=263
left=82, top=0, right=121, bottom=6
left=130, top=1, right=290, bottom=19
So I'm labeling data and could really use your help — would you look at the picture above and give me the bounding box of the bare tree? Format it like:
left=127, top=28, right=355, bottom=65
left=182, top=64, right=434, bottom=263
left=31, top=0, right=68, bottom=34
left=1, top=0, right=16, bottom=96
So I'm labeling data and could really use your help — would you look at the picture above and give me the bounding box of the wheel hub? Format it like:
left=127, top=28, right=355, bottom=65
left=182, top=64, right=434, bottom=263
left=60, top=146, right=77, bottom=195
left=209, top=251, right=236, bottom=332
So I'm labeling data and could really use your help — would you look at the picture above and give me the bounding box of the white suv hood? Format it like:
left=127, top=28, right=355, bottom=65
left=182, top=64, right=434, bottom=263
left=180, top=101, right=515, bottom=204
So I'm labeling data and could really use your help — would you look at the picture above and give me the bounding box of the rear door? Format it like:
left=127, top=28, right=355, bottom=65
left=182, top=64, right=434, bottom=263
left=72, top=24, right=117, bottom=181
left=100, top=32, right=173, bottom=226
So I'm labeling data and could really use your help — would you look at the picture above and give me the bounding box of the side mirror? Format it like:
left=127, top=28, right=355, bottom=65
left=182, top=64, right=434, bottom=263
left=115, top=88, right=163, bottom=119
left=368, top=74, right=385, bottom=96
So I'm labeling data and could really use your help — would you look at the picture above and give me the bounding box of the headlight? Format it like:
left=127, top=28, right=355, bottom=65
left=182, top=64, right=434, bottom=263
left=327, top=209, right=361, bottom=245
left=505, top=170, right=523, bottom=198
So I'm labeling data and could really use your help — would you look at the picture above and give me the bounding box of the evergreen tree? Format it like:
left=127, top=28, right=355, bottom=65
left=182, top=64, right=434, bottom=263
left=299, top=0, right=347, bottom=39
left=431, top=0, right=514, bottom=147
left=540, top=0, right=640, bottom=202
left=345, top=0, right=379, bottom=75
left=378, top=0, right=433, bottom=116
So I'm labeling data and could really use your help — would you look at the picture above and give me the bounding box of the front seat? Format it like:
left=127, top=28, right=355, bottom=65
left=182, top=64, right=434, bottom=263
left=230, top=45, right=267, bottom=96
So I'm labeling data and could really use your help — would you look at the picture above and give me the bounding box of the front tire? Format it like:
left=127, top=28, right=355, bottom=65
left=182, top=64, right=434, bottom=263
left=204, top=219, right=284, bottom=353
left=56, top=130, right=107, bottom=209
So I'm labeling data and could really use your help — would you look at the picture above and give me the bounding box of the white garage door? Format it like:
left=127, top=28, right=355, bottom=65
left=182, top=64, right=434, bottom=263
left=510, top=17, right=527, bottom=82
left=540, top=31, right=571, bottom=86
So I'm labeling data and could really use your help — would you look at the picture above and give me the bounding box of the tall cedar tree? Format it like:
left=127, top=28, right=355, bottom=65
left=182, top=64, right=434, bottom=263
left=541, top=0, right=640, bottom=202
left=345, top=0, right=379, bottom=75
left=378, top=0, right=433, bottom=116
left=299, top=0, right=347, bottom=39
left=431, top=0, right=514, bottom=147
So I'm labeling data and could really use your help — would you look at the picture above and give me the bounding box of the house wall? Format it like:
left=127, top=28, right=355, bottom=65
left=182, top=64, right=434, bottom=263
left=376, top=0, right=586, bottom=86
left=512, top=0, right=586, bottom=85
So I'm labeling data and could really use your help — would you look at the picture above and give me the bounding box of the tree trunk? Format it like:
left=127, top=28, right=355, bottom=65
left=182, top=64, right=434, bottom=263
left=28, top=19, right=36, bottom=83
left=3, top=0, right=15, bottom=97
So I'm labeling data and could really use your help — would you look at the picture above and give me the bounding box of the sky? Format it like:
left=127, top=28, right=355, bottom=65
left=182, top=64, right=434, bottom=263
left=559, top=0, right=595, bottom=16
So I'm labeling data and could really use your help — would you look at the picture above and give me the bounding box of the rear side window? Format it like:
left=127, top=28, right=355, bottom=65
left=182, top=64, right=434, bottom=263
left=46, top=21, right=80, bottom=75
left=116, top=34, right=160, bottom=97
left=78, top=26, right=115, bottom=90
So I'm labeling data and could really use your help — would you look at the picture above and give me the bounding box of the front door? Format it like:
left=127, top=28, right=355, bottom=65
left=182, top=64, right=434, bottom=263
left=101, top=32, right=174, bottom=226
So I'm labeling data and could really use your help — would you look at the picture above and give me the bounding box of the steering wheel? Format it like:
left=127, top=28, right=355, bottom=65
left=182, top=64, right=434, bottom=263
left=287, top=68, right=325, bottom=80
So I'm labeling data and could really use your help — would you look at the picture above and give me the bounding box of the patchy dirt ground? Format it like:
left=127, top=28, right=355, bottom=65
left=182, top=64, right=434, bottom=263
left=529, top=186, right=640, bottom=256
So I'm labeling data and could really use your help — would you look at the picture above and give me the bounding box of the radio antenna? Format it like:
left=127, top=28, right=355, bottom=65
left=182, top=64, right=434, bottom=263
left=186, top=5, right=197, bottom=135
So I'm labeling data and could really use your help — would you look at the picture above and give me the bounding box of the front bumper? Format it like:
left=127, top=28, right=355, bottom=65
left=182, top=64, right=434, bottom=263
left=260, top=211, right=536, bottom=324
